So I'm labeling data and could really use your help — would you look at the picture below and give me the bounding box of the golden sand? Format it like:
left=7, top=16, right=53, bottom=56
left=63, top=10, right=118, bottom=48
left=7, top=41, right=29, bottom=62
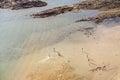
left=6, top=25, right=120, bottom=80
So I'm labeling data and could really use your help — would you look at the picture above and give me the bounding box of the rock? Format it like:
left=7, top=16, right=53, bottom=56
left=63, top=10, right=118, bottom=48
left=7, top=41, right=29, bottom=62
left=31, top=0, right=120, bottom=18
left=76, top=9, right=120, bottom=23
left=0, top=0, right=47, bottom=10
left=32, top=5, right=74, bottom=18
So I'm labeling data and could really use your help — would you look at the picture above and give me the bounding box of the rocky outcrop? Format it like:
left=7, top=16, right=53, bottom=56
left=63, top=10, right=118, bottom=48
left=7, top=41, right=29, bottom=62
left=0, top=0, right=47, bottom=10
left=32, top=0, right=120, bottom=19
left=76, top=8, right=120, bottom=23
left=32, top=5, right=74, bottom=18
left=31, top=2, right=90, bottom=18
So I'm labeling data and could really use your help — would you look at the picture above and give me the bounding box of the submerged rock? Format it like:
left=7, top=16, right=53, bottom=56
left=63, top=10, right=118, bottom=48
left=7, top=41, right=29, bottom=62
left=0, top=0, right=47, bottom=10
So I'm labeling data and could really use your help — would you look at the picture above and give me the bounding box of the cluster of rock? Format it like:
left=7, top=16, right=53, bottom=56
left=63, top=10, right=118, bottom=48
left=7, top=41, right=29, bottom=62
left=1, top=0, right=119, bottom=22
left=0, top=0, right=47, bottom=10
left=31, top=0, right=120, bottom=23
left=76, top=9, right=120, bottom=23
left=76, top=0, right=120, bottom=23
left=31, top=1, right=92, bottom=18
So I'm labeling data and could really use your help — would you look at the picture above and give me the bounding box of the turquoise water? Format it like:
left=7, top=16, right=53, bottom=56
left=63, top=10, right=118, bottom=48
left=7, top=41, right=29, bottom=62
left=0, top=0, right=99, bottom=80
left=0, top=10, right=99, bottom=61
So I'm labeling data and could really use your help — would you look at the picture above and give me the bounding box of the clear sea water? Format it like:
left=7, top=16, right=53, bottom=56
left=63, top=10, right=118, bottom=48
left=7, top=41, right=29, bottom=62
left=0, top=0, right=100, bottom=80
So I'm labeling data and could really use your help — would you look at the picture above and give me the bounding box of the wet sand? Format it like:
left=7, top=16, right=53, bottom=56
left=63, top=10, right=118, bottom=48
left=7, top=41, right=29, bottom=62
left=0, top=0, right=120, bottom=80
left=5, top=23, right=120, bottom=80
left=0, top=8, right=99, bottom=80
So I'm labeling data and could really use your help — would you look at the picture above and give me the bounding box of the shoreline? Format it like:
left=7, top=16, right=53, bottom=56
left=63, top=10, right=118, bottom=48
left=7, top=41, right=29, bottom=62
left=0, top=0, right=120, bottom=80
left=5, top=23, right=120, bottom=80
left=32, top=0, right=120, bottom=23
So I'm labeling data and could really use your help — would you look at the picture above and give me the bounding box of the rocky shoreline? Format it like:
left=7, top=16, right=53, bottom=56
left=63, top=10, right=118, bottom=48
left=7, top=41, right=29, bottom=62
left=32, top=0, right=120, bottom=23
left=1, top=0, right=120, bottom=23
left=0, top=0, right=47, bottom=10
left=76, top=9, right=120, bottom=23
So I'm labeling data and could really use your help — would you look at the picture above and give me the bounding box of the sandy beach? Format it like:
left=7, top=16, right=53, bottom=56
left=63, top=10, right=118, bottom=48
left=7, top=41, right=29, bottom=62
left=4, top=23, right=120, bottom=80
left=0, top=0, right=120, bottom=80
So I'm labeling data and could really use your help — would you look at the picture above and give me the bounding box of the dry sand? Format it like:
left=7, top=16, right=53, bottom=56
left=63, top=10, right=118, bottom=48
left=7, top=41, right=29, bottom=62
left=6, top=24, right=120, bottom=80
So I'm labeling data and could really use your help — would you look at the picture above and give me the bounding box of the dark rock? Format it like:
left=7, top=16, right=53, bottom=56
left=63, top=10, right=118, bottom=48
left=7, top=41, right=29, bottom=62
left=76, top=9, right=120, bottom=23
left=31, top=0, right=120, bottom=19
left=32, top=5, right=74, bottom=18
left=0, top=0, right=47, bottom=10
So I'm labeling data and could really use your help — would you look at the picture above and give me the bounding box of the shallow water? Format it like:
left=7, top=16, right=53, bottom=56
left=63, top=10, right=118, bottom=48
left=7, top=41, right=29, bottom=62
left=0, top=9, right=99, bottom=62
left=0, top=0, right=101, bottom=80
left=1, top=0, right=120, bottom=79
